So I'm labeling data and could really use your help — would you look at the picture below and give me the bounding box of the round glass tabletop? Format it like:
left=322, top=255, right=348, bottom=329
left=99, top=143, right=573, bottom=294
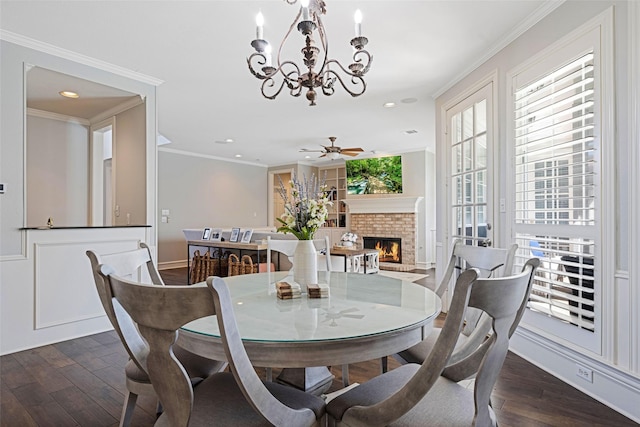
left=182, top=271, right=440, bottom=343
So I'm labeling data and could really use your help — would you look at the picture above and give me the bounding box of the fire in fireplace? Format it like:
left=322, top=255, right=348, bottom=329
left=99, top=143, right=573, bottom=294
left=363, top=237, right=402, bottom=264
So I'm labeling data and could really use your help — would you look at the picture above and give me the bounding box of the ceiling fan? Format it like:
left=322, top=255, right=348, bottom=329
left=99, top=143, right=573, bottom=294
left=300, top=137, right=364, bottom=159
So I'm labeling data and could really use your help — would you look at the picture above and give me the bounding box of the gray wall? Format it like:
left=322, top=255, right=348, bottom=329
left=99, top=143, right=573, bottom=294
left=114, top=103, right=147, bottom=226
left=26, top=115, right=89, bottom=227
left=157, top=150, right=269, bottom=264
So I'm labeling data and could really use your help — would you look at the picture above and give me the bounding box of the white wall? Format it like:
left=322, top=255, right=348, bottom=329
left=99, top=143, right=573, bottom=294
left=157, top=149, right=269, bottom=266
left=435, top=1, right=639, bottom=422
left=26, top=114, right=89, bottom=226
left=0, top=39, right=159, bottom=354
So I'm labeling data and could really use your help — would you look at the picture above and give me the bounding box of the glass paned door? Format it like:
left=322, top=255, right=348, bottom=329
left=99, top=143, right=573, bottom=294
left=447, top=83, right=493, bottom=247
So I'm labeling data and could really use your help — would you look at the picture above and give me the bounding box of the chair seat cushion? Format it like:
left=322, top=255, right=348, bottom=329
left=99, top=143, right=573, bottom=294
left=124, top=344, right=225, bottom=384
left=157, top=372, right=325, bottom=426
left=173, top=342, right=227, bottom=379
left=327, top=363, right=419, bottom=421
left=397, top=329, right=441, bottom=364
left=390, top=377, right=485, bottom=426
left=398, top=327, right=473, bottom=365
left=124, top=359, right=150, bottom=383
left=327, top=364, right=492, bottom=426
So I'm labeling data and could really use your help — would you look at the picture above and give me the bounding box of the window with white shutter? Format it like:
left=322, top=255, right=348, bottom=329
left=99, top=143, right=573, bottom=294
left=511, top=39, right=601, bottom=339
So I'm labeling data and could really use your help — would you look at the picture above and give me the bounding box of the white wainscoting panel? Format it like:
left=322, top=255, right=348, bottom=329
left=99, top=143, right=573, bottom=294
left=34, top=238, right=141, bottom=329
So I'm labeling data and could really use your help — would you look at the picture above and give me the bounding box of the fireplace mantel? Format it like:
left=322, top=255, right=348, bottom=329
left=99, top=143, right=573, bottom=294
left=344, top=197, right=423, bottom=214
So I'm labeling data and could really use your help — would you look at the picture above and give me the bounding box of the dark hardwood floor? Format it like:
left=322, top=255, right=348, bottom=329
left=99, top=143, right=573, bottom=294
left=1, top=268, right=636, bottom=426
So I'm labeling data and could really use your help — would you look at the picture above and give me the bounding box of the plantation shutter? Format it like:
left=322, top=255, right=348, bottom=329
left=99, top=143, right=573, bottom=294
left=513, top=51, right=596, bottom=332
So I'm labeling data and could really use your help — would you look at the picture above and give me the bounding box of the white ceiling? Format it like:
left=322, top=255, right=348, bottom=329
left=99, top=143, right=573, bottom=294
left=1, top=0, right=555, bottom=167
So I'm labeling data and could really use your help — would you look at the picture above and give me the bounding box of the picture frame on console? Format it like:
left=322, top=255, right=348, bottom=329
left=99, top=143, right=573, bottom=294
left=202, top=228, right=212, bottom=240
left=241, top=229, right=253, bottom=243
left=210, top=228, right=222, bottom=241
left=230, top=227, right=241, bottom=242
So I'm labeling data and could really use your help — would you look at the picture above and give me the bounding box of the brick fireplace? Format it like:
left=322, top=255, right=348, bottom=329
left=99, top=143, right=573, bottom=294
left=345, top=197, right=422, bottom=271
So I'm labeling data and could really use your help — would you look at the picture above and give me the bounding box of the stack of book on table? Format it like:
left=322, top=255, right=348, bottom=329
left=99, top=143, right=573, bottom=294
left=276, top=282, right=301, bottom=299
left=307, top=284, right=329, bottom=299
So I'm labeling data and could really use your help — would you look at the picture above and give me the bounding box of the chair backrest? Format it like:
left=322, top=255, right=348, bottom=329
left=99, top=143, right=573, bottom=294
left=437, top=239, right=518, bottom=344
left=340, top=258, right=539, bottom=426
left=86, top=243, right=161, bottom=373
left=102, top=267, right=317, bottom=427
left=436, top=239, right=518, bottom=297
left=266, top=235, right=333, bottom=272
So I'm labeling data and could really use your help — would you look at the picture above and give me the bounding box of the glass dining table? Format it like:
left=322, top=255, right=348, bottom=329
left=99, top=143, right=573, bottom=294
left=178, top=271, right=440, bottom=394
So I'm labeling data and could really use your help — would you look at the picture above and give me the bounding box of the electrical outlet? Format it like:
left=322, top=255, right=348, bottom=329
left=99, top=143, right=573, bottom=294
left=162, top=209, right=170, bottom=216
left=576, top=364, right=593, bottom=382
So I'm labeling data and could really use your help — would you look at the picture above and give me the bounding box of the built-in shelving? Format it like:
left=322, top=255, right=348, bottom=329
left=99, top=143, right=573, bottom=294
left=317, top=165, right=347, bottom=246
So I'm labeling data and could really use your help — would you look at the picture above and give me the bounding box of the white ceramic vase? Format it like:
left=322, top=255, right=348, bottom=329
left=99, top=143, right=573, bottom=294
left=293, top=239, right=318, bottom=286
left=341, top=241, right=353, bottom=247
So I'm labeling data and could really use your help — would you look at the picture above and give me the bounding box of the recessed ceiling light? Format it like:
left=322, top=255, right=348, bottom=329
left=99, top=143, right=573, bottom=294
left=304, top=155, right=311, bottom=159
left=59, top=91, right=79, bottom=99
left=215, top=138, right=234, bottom=144
left=225, top=138, right=234, bottom=143
left=401, top=97, right=418, bottom=104
left=235, top=154, right=242, bottom=158
left=383, top=102, right=396, bottom=108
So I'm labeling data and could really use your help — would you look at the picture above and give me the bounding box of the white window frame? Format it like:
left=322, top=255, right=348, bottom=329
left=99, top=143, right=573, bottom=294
left=506, top=9, right=614, bottom=356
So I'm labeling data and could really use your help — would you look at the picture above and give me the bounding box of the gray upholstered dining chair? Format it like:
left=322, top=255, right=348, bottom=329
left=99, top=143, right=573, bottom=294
left=87, top=244, right=227, bottom=427
left=100, top=267, right=326, bottom=426
left=393, top=239, right=518, bottom=366
left=326, top=258, right=539, bottom=427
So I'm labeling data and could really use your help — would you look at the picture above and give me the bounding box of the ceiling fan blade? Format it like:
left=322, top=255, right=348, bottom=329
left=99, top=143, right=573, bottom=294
left=340, top=151, right=362, bottom=157
left=319, top=153, right=327, bottom=158
left=340, top=147, right=364, bottom=153
left=300, top=148, right=324, bottom=153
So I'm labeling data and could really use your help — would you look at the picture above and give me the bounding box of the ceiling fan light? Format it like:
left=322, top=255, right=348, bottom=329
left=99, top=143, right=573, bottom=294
left=327, top=152, right=340, bottom=160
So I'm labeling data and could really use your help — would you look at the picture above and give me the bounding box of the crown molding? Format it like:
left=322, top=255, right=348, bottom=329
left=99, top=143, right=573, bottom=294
left=432, top=0, right=566, bottom=99
left=344, top=197, right=423, bottom=214
left=89, top=96, right=145, bottom=124
left=158, top=147, right=267, bottom=168
left=1, top=30, right=164, bottom=87
left=27, top=108, right=90, bottom=126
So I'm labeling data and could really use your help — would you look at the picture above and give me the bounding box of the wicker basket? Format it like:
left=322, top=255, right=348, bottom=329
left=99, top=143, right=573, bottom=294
left=190, top=250, right=216, bottom=283
left=190, top=249, right=233, bottom=282
left=228, top=254, right=258, bottom=276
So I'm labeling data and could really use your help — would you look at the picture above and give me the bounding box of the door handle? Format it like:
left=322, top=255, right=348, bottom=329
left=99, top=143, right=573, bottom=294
left=480, top=239, right=492, bottom=247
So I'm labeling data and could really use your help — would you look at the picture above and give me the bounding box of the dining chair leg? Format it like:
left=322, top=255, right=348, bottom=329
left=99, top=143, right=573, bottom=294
left=342, top=365, right=350, bottom=387
left=380, top=356, right=388, bottom=373
left=119, top=391, right=137, bottom=427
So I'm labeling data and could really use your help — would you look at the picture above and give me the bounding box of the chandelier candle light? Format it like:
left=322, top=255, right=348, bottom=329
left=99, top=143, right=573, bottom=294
left=248, top=0, right=373, bottom=106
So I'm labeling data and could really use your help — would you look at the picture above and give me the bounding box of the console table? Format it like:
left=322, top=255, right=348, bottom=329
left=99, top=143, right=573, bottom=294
left=330, top=247, right=380, bottom=274
left=186, top=239, right=268, bottom=283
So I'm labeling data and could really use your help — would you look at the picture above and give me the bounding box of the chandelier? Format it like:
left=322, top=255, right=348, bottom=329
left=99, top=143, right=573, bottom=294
left=247, top=0, right=372, bottom=106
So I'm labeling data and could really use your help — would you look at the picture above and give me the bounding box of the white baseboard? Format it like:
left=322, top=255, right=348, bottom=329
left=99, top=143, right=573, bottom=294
left=415, top=261, right=434, bottom=270
left=158, top=260, right=188, bottom=270
left=511, top=328, right=640, bottom=424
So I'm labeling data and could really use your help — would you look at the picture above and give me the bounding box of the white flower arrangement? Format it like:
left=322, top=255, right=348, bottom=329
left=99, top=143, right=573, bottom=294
left=341, top=232, right=358, bottom=243
left=276, top=172, right=332, bottom=240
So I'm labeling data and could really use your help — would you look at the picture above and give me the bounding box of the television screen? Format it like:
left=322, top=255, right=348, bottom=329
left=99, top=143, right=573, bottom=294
left=346, top=155, right=403, bottom=195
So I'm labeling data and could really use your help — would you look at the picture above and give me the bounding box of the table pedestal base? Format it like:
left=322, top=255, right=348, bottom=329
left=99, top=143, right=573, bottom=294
left=276, top=367, right=334, bottom=396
